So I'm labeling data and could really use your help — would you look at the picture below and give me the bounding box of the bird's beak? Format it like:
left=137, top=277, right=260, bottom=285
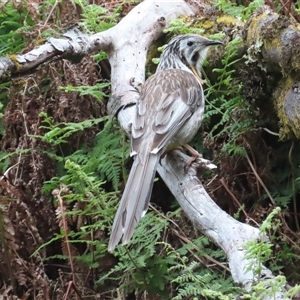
left=205, top=40, right=224, bottom=46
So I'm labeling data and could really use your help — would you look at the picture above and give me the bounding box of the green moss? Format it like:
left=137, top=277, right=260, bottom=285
left=201, top=19, right=217, bottom=29
left=246, top=11, right=300, bottom=75
left=246, top=12, right=263, bottom=44
left=216, top=15, right=243, bottom=26
left=274, top=76, right=300, bottom=139
left=7, top=55, right=21, bottom=71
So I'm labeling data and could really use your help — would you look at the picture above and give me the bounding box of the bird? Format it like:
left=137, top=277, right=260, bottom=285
left=108, top=34, right=223, bottom=251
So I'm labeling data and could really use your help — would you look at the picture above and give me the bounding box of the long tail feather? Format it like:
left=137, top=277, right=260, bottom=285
left=108, top=152, right=160, bottom=251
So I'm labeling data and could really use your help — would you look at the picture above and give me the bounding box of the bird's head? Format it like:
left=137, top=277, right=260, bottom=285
left=157, top=34, right=223, bottom=82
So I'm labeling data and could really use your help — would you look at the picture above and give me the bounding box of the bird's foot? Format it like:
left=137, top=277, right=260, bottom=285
left=183, top=144, right=203, bottom=172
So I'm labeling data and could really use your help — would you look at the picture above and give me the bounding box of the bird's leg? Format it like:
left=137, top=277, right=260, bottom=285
left=183, top=144, right=203, bottom=167
left=159, top=145, right=187, bottom=165
left=159, top=150, right=169, bottom=165
left=159, top=145, right=202, bottom=167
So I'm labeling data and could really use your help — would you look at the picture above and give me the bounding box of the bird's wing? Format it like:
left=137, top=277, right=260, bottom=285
left=132, top=69, right=203, bottom=154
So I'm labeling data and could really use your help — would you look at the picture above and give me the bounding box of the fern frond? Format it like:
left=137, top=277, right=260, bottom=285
left=86, top=118, right=129, bottom=191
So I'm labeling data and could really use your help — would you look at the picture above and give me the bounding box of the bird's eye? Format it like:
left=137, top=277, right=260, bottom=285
left=187, top=41, right=193, bottom=46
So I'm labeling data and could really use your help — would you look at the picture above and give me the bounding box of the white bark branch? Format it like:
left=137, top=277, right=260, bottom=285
left=158, top=152, right=282, bottom=292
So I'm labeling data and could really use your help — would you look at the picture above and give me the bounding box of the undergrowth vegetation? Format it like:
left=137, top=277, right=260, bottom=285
left=0, top=0, right=300, bottom=299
